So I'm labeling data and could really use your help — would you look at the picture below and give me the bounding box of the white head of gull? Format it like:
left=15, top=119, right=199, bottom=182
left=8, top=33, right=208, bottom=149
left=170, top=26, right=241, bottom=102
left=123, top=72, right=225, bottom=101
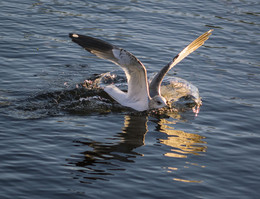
left=69, top=30, right=213, bottom=111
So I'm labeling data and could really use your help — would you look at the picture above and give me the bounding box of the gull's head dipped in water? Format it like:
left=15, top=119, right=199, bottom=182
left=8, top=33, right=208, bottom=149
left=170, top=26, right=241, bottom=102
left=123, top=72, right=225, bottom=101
left=149, top=95, right=167, bottom=110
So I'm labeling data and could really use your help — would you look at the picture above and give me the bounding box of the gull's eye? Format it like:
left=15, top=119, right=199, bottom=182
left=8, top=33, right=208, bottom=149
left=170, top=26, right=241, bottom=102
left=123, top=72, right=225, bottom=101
left=157, top=100, right=162, bottom=105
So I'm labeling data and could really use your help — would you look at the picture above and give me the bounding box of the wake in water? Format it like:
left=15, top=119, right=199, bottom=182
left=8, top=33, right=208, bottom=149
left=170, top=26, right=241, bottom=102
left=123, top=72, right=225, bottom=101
left=0, top=71, right=201, bottom=119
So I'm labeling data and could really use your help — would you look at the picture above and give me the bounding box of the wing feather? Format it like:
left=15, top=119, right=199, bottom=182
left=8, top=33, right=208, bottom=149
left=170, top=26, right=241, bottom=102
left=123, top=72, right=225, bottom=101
left=69, top=33, right=150, bottom=110
left=149, top=30, right=213, bottom=97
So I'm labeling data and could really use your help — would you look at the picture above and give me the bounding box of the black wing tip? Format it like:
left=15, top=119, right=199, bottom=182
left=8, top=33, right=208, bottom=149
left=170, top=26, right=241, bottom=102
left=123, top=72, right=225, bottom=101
left=69, top=33, right=114, bottom=52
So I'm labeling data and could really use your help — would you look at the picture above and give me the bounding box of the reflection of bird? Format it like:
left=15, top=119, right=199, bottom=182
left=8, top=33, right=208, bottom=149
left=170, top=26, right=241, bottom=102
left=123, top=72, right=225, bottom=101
left=69, top=115, right=148, bottom=183
left=69, top=30, right=213, bottom=111
left=156, top=118, right=207, bottom=158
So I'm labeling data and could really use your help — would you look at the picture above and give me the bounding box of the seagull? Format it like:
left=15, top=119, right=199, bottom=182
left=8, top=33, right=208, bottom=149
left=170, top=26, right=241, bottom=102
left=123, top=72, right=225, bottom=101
left=69, top=30, right=213, bottom=111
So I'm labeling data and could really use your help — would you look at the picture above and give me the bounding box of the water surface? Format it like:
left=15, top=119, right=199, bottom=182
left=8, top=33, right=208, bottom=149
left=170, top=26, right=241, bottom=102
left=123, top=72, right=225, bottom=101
left=0, top=0, right=259, bottom=198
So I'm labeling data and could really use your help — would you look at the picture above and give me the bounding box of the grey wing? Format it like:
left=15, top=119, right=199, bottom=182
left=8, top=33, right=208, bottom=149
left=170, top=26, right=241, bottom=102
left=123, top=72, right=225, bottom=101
left=149, top=29, right=213, bottom=98
left=69, top=33, right=150, bottom=103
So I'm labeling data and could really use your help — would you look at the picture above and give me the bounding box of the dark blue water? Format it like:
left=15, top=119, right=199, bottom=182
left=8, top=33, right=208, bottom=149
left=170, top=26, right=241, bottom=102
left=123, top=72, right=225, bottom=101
left=0, top=0, right=259, bottom=198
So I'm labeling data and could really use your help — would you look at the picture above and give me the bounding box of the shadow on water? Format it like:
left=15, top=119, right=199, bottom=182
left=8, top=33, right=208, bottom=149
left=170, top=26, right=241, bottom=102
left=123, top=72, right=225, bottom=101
left=66, top=114, right=207, bottom=184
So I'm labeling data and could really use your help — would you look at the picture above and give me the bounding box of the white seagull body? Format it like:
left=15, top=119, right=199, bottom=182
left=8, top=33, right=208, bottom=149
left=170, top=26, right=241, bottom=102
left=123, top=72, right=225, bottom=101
left=69, top=30, right=213, bottom=111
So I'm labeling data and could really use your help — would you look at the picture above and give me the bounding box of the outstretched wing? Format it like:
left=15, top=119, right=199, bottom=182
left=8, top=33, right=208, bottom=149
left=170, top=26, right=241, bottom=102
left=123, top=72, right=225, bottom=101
left=149, top=30, right=213, bottom=98
left=69, top=33, right=150, bottom=109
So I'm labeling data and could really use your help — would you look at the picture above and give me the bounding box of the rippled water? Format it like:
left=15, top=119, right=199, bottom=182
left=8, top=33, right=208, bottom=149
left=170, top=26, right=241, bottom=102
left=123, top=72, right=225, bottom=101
left=0, top=0, right=259, bottom=198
